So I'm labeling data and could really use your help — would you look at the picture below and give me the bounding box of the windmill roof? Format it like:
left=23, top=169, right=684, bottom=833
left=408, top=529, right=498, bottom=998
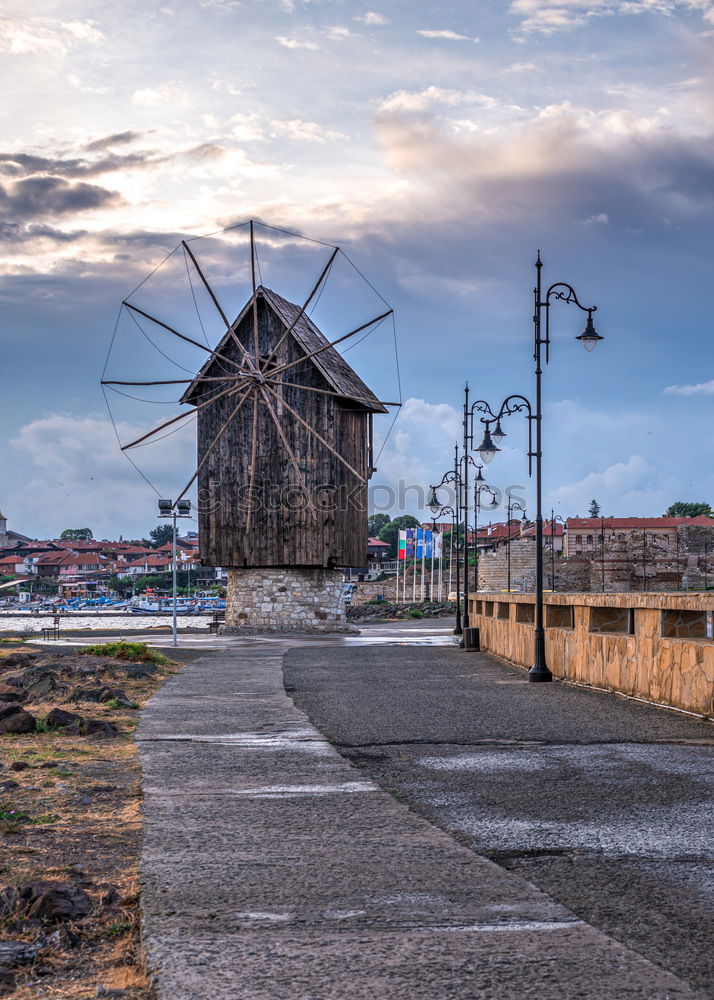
left=181, top=285, right=387, bottom=412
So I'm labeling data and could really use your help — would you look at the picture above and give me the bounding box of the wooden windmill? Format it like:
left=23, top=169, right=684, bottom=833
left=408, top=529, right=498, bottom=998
left=102, top=222, right=399, bottom=631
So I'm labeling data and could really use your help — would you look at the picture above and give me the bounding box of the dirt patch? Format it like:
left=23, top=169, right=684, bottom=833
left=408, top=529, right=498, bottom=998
left=0, top=642, right=207, bottom=998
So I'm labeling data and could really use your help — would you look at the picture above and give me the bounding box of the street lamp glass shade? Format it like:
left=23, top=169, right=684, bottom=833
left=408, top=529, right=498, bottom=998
left=477, top=428, right=500, bottom=464
left=491, top=419, right=506, bottom=445
left=427, top=487, right=441, bottom=516
left=576, top=313, right=603, bottom=352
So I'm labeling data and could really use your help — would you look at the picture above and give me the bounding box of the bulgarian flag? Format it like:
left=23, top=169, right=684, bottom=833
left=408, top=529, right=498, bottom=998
left=398, top=530, right=407, bottom=560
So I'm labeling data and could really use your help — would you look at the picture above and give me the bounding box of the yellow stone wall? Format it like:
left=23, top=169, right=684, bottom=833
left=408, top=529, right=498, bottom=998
left=469, top=592, right=714, bottom=717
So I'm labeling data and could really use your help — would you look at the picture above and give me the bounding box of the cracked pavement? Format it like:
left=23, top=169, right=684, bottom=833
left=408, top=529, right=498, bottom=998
left=137, top=623, right=713, bottom=998
left=284, top=636, right=714, bottom=996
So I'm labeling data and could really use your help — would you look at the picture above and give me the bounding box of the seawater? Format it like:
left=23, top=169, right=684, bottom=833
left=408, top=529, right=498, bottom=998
left=0, top=612, right=214, bottom=634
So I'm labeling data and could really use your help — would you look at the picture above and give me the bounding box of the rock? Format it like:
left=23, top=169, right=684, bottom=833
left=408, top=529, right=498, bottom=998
left=77, top=794, right=92, bottom=806
left=0, top=651, right=39, bottom=669
left=0, top=704, right=36, bottom=735
left=118, top=662, right=157, bottom=679
left=97, top=987, right=129, bottom=998
left=67, top=687, right=104, bottom=703
left=39, top=761, right=58, bottom=769
left=45, top=708, right=84, bottom=729
left=99, top=687, right=134, bottom=707
left=100, top=887, right=119, bottom=906
left=25, top=673, right=59, bottom=699
left=0, top=781, right=18, bottom=792
left=8, top=762, right=29, bottom=772
left=0, top=940, right=42, bottom=966
left=0, top=684, right=25, bottom=704
left=22, top=882, right=92, bottom=923
left=85, top=719, right=119, bottom=737
left=1, top=674, right=27, bottom=689
left=43, top=926, right=79, bottom=949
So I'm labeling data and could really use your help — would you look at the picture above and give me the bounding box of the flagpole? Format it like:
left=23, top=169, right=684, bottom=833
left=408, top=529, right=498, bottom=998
left=430, top=534, right=435, bottom=601
left=396, top=534, right=401, bottom=605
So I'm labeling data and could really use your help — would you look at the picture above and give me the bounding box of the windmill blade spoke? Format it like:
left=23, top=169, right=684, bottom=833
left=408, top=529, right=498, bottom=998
left=263, top=384, right=366, bottom=484
left=121, top=381, right=245, bottom=451
left=250, top=221, right=260, bottom=365
left=181, top=240, right=259, bottom=375
left=269, top=308, right=393, bottom=379
left=103, top=377, right=234, bottom=387
left=261, top=246, right=339, bottom=371
left=273, top=379, right=401, bottom=408
left=123, top=301, right=243, bottom=372
left=175, top=384, right=252, bottom=504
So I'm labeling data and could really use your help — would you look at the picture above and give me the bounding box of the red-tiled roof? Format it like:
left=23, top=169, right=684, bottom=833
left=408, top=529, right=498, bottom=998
left=367, top=537, right=390, bottom=547
left=567, top=517, right=714, bottom=530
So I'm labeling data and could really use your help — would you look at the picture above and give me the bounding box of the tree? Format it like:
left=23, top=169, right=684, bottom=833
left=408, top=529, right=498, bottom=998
left=368, top=513, right=391, bottom=537
left=588, top=499, right=601, bottom=518
left=59, top=528, right=93, bottom=541
left=149, top=524, right=174, bottom=548
left=378, top=514, right=421, bottom=558
left=665, top=501, right=713, bottom=518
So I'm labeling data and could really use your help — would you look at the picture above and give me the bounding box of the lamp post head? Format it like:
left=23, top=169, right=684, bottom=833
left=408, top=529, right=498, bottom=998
left=477, top=425, right=500, bottom=465
left=427, top=487, right=441, bottom=516
left=491, top=418, right=506, bottom=445
left=576, top=311, right=603, bottom=352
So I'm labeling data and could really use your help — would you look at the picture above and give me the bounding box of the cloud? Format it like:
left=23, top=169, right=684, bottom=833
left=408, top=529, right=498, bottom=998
left=83, top=132, right=144, bottom=153
left=0, top=17, right=104, bottom=58
left=378, top=87, right=472, bottom=114
left=0, top=176, right=122, bottom=221
left=354, top=11, right=389, bottom=25
left=326, top=26, right=354, bottom=39
left=275, top=35, right=320, bottom=49
left=7, top=413, right=197, bottom=540
left=509, top=0, right=714, bottom=35
left=417, top=29, right=478, bottom=41
left=0, top=149, right=163, bottom=180
left=581, top=212, right=609, bottom=224
left=269, top=118, right=346, bottom=143
left=663, top=379, right=714, bottom=395
left=550, top=455, right=666, bottom=515
left=131, top=81, right=191, bottom=108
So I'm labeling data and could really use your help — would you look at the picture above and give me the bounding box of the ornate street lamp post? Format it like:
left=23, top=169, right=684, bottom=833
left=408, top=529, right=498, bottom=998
left=470, top=253, right=601, bottom=682
left=473, top=468, right=498, bottom=594
left=428, top=443, right=469, bottom=635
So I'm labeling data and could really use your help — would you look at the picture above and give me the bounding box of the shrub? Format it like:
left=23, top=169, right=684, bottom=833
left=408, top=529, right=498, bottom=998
left=77, top=641, right=171, bottom=665
left=407, top=608, right=425, bottom=619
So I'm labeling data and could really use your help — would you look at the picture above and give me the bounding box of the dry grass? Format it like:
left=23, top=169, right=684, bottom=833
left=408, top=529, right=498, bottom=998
left=0, top=644, right=185, bottom=998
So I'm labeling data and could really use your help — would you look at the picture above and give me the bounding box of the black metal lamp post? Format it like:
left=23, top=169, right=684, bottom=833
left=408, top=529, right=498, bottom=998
left=506, top=497, right=527, bottom=592
left=429, top=442, right=469, bottom=635
left=468, top=254, right=601, bottom=682
left=473, top=468, right=498, bottom=594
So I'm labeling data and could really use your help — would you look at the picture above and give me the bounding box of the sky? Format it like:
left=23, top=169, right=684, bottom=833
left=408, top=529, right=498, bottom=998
left=1, top=0, right=714, bottom=540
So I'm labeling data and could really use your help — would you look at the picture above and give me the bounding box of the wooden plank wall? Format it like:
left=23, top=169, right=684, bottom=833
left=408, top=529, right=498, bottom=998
left=197, top=296, right=370, bottom=568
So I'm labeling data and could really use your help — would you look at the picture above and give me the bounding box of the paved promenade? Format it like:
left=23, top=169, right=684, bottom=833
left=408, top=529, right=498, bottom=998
left=138, top=623, right=713, bottom=999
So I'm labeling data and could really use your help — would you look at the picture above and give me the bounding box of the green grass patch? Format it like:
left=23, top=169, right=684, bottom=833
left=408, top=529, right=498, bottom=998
left=407, top=608, right=425, bottom=619
left=77, top=641, right=171, bottom=665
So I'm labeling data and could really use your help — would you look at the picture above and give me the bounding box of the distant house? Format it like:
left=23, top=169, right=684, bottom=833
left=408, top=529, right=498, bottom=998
left=564, top=516, right=714, bottom=557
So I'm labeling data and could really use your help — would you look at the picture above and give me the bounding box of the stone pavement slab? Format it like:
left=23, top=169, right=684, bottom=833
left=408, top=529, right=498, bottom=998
left=138, top=632, right=706, bottom=999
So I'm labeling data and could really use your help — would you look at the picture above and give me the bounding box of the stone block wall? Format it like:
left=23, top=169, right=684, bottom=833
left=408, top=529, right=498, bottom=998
left=470, top=591, right=714, bottom=716
left=223, top=567, right=350, bottom=633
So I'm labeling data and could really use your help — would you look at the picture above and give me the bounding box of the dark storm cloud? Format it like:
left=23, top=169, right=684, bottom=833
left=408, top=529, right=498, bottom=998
left=0, top=150, right=164, bottom=179
left=83, top=131, right=145, bottom=152
left=0, top=176, right=123, bottom=221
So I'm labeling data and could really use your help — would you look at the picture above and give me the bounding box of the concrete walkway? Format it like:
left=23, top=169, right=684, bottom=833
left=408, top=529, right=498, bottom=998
left=137, top=624, right=709, bottom=999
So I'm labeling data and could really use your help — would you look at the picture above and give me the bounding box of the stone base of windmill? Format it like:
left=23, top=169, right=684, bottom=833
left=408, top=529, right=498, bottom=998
left=221, top=567, right=358, bottom=634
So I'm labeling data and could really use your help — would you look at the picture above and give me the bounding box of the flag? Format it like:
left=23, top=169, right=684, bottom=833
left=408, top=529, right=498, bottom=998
left=398, top=530, right=407, bottom=560
left=416, top=528, right=424, bottom=558
left=425, top=529, right=433, bottom=559
left=434, top=532, right=443, bottom=558
left=406, top=528, right=416, bottom=557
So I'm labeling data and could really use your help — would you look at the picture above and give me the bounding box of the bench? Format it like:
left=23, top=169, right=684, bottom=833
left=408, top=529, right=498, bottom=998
left=208, top=611, right=225, bottom=635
